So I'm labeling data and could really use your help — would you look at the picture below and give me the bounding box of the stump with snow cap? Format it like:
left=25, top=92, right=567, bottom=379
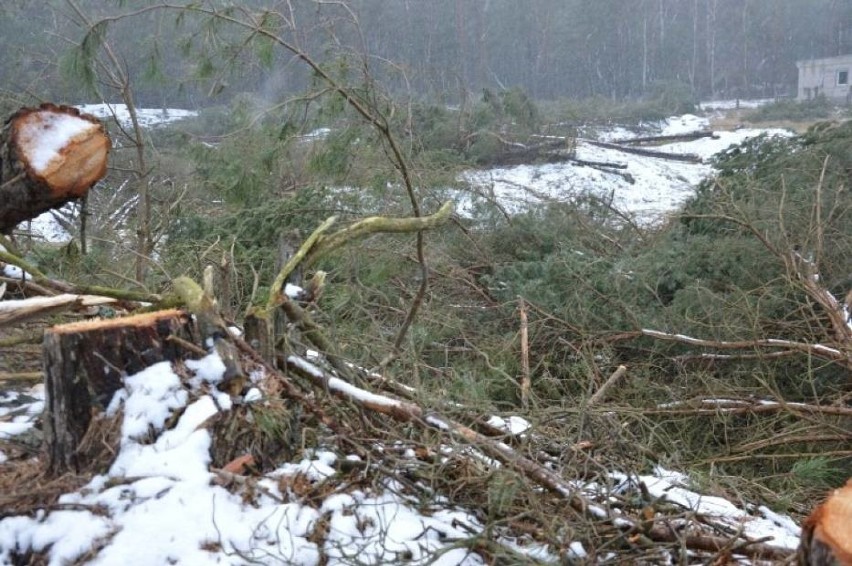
left=0, top=103, right=110, bottom=234
left=43, top=309, right=196, bottom=474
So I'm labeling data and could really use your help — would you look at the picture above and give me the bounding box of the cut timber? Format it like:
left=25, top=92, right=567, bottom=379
left=585, top=139, right=702, bottom=163
left=609, top=130, right=717, bottom=145
left=799, top=479, right=852, bottom=565
left=43, top=309, right=195, bottom=474
left=0, top=293, right=116, bottom=326
left=0, top=103, right=110, bottom=233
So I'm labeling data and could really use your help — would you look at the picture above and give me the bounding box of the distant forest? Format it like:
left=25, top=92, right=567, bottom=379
left=2, top=0, right=852, bottom=107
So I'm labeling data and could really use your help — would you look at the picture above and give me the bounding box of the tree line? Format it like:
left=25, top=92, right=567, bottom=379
left=2, top=0, right=851, bottom=110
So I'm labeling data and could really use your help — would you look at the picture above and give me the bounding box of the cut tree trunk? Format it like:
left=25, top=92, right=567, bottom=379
left=609, top=130, right=718, bottom=145
left=43, top=309, right=195, bottom=474
left=0, top=103, right=110, bottom=234
left=585, top=139, right=703, bottom=163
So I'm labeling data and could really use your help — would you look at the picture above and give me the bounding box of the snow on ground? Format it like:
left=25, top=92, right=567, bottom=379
left=76, top=103, right=198, bottom=129
left=26, top=212, right=69, bottom=244
left=0, top=357, right=511, bottom=565
left=0, top=387, right=43, bottom=441
left=612, top=467, right=801, bottom=552
left=0, top=354, right=803, bottom=563
left=699, top=98, right=776, bottom=111
left=462, top=113, right=792, bottom=225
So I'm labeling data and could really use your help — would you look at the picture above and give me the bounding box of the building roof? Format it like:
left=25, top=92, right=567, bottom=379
left=796, top=53, right=852, bottom=67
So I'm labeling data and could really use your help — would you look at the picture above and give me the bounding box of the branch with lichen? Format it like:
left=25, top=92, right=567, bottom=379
left=257, top=202, right=454, bottom=379
left=264, top=201, right=453, bottom=315
left=304, top=201, right=453, bottom=268
left=267, top=216, right=336, bottom=311
left=0, top=248, right=161, bottom=303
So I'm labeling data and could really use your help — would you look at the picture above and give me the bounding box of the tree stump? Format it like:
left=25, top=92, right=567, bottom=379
left=0, top=103, right=110, bottom=234
left=42, top=309, right=195, bottom=474
left=799, top=479, right=852, bottom=565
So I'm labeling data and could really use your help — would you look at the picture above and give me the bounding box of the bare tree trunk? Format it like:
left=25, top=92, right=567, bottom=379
left=454, top=0, right=468, bottom=90
left=690, top=0, right=698, bottom=94
left=642, top=14, right=649, bottom=91
left=741, top=0, right=750, bottom=96
left=706, top=0, right=717, bottom=97
left=125, top=88, right=150, bottom=284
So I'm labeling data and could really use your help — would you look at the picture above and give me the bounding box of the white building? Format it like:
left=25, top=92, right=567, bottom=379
left=796, top=54, right=852, bottom=103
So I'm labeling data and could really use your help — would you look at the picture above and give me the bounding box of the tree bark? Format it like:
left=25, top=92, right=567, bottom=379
left=0, top=103, right=110, bottom=234
left=609, top=131, right=716, bottom=145
left=585, top=139, right=702, bottom=163
left=43, top=309, right=194, bottom=474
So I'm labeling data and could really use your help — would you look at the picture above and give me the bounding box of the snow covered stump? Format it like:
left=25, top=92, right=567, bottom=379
left=42, top=310, right=195, bottom=474
left=0, top=103, right=109, bottom=233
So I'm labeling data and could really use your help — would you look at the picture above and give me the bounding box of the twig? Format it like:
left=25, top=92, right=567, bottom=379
left=305, top=201, right=453, bottom=268
left=642, top=400, right=852, bottom=418
left=285, top=354, right=794, bottom=562
left=518, top=297, right=530, bottom=409
left=0, top=332, right=43, bottom=347
left=165, top=335, right=208, bottom=357
left=0, top=371, right=43, bottom=384
left=733, top=433, right=851, bottom=454
left=1, top=248, right=160, bottom=303
left=621, top=328, right=851, bottom=371
left=267, top=216, right=337, bottom=311
left=587, top=365, right=628, bottom=407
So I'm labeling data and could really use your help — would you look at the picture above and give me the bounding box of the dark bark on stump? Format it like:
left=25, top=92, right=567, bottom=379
left=0, top=103, right=109, bottom=234
left=43, top=309, right=194, bottom=474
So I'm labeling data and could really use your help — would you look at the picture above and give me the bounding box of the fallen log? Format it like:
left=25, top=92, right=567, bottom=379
left=584, top=139, right=702, bottom=163
left=0, top=103, right=110, bottom=233
left=0, top=293, right=115, bottom=326
left=609, top=130, right=717, bottom=145
left=43, top=309, right=195, bottom=474
left=569, top=157, right=628, bottom=169
left=475, top=136, right=571, bottom=167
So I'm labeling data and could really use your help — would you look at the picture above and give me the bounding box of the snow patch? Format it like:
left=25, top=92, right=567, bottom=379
left=462, top=116, right=792, bottom=225
left=16, top=111, right=99, bottom=173
left=76, top=104, right=198, bottom=129
left=487, top=415, right=531, bottom=435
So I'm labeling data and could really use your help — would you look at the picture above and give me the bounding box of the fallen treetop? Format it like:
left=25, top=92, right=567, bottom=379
left=0, top=103, right=110, bottom=233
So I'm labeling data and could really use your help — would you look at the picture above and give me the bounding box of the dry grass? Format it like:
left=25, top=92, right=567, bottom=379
left=0, top=410, right=121, bottom=520
left=708, top=111, right=816, bottom=133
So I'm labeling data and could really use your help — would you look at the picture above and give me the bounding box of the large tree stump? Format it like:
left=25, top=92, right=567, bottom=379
left=799, top=479, right=852, bottom=565
left=43, top=309, right=195, bottom=474
left=0, top=103, right=110, bottom=234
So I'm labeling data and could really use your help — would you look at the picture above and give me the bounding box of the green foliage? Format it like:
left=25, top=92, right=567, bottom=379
left=686, top=121, right=852, bottom=291
left=308, top=127, right=360, bottom=179
left=165, top=186, right=334, bottom=311
left=474, top=87, right=540, bottom=133
left=745, top=96, right=837, bottom=123
left=407, top=103, right=461, bottom=153
left=541, top=82, right=696, bottom=127
left=645, top=80, right=697, bottom=116
left=790, top=457, right=847, bottom=488
left=59, top=19, right=108, bottom=98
